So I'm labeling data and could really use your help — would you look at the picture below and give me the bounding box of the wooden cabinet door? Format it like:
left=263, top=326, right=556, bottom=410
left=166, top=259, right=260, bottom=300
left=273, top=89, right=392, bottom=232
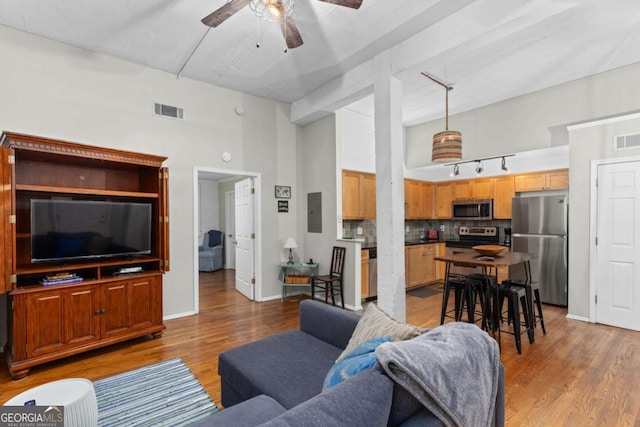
left=493, top=176, right=515, bottom=219
left=514, top=172, right=546, bottom=192
left=101, top=282, right=129, bottom=338
left=26, top=291, right=65, bottom=358
left=423, top=245, right=436, bottom=283
left=434, top=183, right=453, bottom=219
left=404, top=180, right=422, bottom=219
left=0, top=147, right=13, bottom=293
left=421, top=182, right=433, bottom=218
left=436, top=243, right=446, bottom=280
left=473, top=179, right=494, bottom=199
left=361, top=249, right=369, bottom=298
left=406, top=246, right=424, bottom=288
left=342, top=171, right=361, bottom=220
left=65, top=286, right=100, bottom=346
left=453, top=180, right=472, bottom=200
left=361, top=173, right=376, bottom=219
left=128, top=277, right=156, bottom=330
left=547, top=170, right=569, bottom=190
left=159, top=167, right=170, bottom=272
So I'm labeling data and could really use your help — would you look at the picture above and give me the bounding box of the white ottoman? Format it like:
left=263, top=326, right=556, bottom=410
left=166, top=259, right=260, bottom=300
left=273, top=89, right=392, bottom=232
left=4, top=378, right=98, bottom=427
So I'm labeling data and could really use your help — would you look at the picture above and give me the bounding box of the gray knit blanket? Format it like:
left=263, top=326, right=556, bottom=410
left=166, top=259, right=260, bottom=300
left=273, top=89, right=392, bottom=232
left=375, top=322, right=500, bottom=427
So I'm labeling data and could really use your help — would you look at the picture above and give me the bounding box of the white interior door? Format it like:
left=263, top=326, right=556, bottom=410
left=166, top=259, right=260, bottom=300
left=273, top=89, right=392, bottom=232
left=225, top=191, right=236, bottom=269
left=235, top=178, right=254, bottom=300
left=596, top=161, right=640, bottom=331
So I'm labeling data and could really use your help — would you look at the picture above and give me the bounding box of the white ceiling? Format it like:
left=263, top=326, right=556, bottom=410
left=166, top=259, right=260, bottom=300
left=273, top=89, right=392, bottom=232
left=1, top=0, right=640, bottom=126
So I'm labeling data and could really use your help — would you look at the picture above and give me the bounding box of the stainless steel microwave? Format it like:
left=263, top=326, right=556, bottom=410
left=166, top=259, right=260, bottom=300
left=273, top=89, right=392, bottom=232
left=451, top=199, right=493, bottom=220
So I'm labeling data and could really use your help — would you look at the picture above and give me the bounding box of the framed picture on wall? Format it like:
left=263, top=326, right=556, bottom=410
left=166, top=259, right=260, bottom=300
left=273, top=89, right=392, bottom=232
left=275, top=185, right=291, bottom=199
left=278, top=200, right=289, bottom=212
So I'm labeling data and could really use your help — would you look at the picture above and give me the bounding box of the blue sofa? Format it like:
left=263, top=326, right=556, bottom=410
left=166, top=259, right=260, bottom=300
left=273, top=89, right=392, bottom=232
left=192, top=299, right=505, bottom=426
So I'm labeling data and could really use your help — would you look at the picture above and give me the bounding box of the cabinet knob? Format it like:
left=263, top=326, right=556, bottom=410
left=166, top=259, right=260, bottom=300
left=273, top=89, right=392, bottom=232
left=95, top=309, right=107, bottom=314
left=95, top=309, right=101, bottom=315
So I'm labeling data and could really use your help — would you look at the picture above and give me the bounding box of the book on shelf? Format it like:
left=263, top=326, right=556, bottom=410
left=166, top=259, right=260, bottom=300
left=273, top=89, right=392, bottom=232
left=41, top=273, right=84, bottom=286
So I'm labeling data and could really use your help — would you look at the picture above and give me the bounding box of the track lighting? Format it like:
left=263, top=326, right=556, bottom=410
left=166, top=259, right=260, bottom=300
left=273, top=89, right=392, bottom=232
left=444, top=154, right=515, bottom=177
left=501, top=156, right=509, bottom=173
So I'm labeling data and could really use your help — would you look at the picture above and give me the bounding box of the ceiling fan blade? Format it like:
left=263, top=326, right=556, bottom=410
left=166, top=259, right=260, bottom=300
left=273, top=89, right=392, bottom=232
left=280, top=16, right=304, bottom=49
left=202, top=0, right=251, bottom=27
left=317, top=0, right=363, bottom=9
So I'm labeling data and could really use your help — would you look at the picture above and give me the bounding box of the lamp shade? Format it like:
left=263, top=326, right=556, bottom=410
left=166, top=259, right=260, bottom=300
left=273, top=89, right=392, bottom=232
left=283, top=237, right=297, bottom=249
left=432, top=130, right=462, bottom=163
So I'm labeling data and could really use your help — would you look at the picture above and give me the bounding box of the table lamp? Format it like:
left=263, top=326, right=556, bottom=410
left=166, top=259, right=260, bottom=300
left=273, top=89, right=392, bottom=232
left=284, top=237, right=297, bottom=264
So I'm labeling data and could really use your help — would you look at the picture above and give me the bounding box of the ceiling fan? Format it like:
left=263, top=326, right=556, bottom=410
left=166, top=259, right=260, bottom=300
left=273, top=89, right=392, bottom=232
left=201, top=0, right=363, bottom=49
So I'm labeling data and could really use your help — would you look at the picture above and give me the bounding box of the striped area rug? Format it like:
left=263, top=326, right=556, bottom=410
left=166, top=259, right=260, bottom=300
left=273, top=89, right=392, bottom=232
left=94, top=358, right=219, bottom=426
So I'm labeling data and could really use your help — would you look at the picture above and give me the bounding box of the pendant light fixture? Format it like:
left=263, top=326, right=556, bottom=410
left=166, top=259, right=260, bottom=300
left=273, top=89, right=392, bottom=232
left=421, top=71, right=462, bottom=163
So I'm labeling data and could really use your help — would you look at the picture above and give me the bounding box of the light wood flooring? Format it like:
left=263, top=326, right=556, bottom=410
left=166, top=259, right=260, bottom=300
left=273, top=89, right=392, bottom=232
left=1, top=269, right=639, bottom=426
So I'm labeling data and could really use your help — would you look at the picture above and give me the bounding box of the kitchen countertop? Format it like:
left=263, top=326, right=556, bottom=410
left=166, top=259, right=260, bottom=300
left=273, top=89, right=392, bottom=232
left=360, top=239, right=453, bottom=249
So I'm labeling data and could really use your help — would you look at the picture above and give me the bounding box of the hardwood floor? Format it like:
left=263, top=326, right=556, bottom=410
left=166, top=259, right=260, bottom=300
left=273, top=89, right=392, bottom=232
left=2, top=270, right=639, bottom=426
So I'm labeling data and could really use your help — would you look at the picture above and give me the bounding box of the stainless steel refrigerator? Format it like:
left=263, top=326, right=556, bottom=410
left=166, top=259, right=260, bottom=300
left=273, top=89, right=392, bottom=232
left=510, top=194, right=568, bottom=306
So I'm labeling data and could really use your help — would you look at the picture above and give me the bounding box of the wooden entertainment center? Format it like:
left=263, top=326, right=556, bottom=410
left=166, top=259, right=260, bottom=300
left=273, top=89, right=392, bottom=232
left=0, top=132, right=169, bottom=379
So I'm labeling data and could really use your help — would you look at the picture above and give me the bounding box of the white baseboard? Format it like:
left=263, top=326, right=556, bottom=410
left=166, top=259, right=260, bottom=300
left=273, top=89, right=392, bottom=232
left=163, top=310, right=197, bottom=321
left=566, top=313, right=590, bottom=323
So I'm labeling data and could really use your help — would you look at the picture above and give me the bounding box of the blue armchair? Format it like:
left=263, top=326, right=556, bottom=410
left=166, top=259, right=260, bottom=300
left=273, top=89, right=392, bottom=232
left=199, top=230, right=224, bottom=272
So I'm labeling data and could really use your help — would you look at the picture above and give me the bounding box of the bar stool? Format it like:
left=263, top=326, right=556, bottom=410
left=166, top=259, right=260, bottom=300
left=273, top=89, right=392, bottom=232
left=502, top=280, right=546, bottom=339
left=440, top=275, right=483, bottom=325
left=491, top=283, right=534, bottom=354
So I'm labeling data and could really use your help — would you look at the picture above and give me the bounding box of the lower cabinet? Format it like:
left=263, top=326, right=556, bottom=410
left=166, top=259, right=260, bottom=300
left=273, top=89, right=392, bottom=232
left=361, top=249, right=370, bottom=298
left=405, top=244, right=437, bottom=288
left=9, top=275, right=164, bottom=379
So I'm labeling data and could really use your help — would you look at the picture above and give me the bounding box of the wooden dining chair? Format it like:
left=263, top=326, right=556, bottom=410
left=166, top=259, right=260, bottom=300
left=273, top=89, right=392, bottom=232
left=311, top=247, right=346, bottom=308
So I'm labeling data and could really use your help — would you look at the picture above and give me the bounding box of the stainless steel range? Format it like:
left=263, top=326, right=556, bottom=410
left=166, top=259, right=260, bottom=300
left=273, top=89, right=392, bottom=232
left=445, top=226, right=500, bottom=275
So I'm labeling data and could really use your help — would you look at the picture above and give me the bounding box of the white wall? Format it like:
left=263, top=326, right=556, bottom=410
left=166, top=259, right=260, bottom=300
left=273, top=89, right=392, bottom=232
left=568, top=114, right=640, bottom=319
left=0, top=24, right=299, bottom=328
left=406, top=62, right=640, bottom=169
left=198, top=180, right=220, bottom=241
left=339, top=108, right=376, bottom=173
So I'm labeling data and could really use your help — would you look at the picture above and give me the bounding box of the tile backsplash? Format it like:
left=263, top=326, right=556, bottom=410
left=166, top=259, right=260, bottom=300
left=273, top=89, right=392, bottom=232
left=343, top=218, right=512, bottom=245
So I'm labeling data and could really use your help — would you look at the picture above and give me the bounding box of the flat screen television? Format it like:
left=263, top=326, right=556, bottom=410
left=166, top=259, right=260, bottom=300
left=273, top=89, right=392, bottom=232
left=31, top=199, right=152, bottom=263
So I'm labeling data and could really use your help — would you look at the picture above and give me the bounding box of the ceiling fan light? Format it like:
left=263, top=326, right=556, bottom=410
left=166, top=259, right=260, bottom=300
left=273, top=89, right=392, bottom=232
left=250, top=0, right=294, bottom=21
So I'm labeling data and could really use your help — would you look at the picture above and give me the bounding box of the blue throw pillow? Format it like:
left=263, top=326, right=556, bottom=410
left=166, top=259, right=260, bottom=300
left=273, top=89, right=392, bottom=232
left=323, top=335, right=391, bottom=390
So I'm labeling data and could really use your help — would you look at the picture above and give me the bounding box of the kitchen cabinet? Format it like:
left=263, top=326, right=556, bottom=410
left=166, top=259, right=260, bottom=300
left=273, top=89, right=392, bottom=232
left=436, top=243, right=447, bottom=280
left=434, top=183, right=453, bottom=219
left=361, top=249, right=369, bottom=298
left=493, top=176, right=515, bottom=219
left=421, top=182, right=433, bottom=218
left=453, top=179, right=493, bottom=200
left=472, top=179, right=494, bottom=199
left=342, top=170, right=376, bottom=220
left=514, top=169, right=568, bottom=192
left=405, top=244, right=437, bottom=288
left=405, top=179, right=432, bottom=219
left=453, top=180, right=473, bottom=200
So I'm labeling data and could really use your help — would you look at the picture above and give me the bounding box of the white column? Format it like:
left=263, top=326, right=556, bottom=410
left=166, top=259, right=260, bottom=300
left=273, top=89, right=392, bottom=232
left=373, top=51, right=406, bottom=321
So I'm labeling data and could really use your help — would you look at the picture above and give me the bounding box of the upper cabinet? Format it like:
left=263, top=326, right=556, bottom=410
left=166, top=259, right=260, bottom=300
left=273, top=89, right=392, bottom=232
left=453, top=179, right=493, bottom=200
left=493, top=176, right=515, bottom=219
left=342, top=170, right=376, bottom=220
left=405, top=179, right=432, bottom=219
left=434, top=182, right=453, bottom=219
left=514, top=169, right=569, bottom=192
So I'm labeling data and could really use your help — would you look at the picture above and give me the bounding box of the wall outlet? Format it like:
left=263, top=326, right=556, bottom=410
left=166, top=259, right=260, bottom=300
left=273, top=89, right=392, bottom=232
left=406, top=226, right=410, bottom=233
left=439, top=224, right=445, bottom=232
left=357, top=227, right=363, bottom=235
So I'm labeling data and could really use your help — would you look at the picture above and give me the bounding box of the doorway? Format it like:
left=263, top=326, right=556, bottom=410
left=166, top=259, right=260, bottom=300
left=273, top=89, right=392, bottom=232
left=592, top=157, right=640, bottom=331
left=193, top=167, right=261, bottom=313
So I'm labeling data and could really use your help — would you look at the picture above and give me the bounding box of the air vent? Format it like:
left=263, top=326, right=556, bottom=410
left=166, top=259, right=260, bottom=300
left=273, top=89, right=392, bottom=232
left=614, top=133, right=640, bottom=151
left=153, top=102, right=184, bottom=120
